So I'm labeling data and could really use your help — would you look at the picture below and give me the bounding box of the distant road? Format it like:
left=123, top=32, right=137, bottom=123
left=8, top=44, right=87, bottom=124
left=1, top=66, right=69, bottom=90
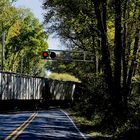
left=0, top=109, right=87, bottom=140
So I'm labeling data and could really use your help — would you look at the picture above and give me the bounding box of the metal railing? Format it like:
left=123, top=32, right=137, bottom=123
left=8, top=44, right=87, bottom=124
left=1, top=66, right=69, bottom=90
left=0, top=71, right=45, bottom=100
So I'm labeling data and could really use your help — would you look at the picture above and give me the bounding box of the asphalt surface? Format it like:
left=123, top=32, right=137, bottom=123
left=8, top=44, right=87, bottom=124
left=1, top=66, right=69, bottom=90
left=0, top=109, right=87, bottom=140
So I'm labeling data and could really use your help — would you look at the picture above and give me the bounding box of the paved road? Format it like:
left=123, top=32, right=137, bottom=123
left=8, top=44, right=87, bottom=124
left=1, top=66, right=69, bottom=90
left=0, top=109, right=87, bottom=140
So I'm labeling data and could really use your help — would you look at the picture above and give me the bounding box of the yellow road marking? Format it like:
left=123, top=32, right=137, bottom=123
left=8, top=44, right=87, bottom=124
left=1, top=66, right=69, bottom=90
left=5, top=112, right=37, bottom=140
left=5, top=113, right=35, bottom=140
left=12, top=113, right=38, bottom=140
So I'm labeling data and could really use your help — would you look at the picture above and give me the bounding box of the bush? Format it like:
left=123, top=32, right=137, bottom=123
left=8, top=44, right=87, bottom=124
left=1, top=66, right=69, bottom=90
left=73, top=74, right=110, bottom=120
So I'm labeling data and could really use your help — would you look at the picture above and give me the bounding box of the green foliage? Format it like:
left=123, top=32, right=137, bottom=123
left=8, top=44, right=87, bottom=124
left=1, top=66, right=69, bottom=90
left=43, top=0, right=140, bottom=137
left=70, top=110, right=112, bottom=138
left=43, top=0, right=140, bottom=101
left=73, top=74, right=109, bottom=120
left=0, top=0, right=48, bottom=76
left=48, top=73, right=81, bottom=83
left=132, top=75, right=140, bottom=84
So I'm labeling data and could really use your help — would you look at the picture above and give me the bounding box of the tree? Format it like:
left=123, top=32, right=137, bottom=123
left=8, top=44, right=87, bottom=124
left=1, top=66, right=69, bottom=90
left=43, top=0, right=140, bottom=117
left=0, top=0, right=48, bottom=76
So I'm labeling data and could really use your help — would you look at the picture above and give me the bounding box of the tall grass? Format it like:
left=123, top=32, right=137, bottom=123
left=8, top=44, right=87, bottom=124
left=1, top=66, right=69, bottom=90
left=48, top=73, right=81, bottom=83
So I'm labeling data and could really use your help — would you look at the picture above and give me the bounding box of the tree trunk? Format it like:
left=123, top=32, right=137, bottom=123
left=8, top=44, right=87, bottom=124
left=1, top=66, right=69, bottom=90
left=114, top=0, right=123, bottom=114
left=127, top=28, right=139, bottom=95
left=92, top=0, right=113, bottom=95
left=122, top=0, right=128, bottom=112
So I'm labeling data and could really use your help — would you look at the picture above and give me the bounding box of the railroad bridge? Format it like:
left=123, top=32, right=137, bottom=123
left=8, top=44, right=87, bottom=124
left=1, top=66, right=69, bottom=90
left=0, top=71, right=76, bottom=111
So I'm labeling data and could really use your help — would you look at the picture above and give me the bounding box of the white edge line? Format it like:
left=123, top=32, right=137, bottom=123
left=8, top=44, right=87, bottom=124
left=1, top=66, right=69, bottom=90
left=60, top=109, right=87, bottom=140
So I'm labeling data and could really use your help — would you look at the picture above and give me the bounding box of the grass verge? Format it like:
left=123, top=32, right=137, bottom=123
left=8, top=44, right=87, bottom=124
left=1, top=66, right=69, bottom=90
left=66, top=109, right=113, bottom=140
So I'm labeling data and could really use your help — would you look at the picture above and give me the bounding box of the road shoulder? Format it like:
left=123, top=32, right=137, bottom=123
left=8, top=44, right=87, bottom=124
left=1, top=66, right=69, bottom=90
left=65, top=109, right=113, bottom=140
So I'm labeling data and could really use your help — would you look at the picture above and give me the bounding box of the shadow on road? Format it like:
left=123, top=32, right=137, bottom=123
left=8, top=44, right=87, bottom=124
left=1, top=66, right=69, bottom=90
left=16, top=109, right=87, bottom=140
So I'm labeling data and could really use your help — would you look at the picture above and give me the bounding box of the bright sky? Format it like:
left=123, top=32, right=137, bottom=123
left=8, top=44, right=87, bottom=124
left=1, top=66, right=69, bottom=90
left=14, top=0, right=61, bottom=50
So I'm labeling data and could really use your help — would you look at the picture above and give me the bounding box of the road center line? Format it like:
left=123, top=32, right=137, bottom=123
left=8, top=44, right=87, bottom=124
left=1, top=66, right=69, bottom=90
left=4, top=112, right=37, bottom=140
left=60, top=109, right=87, bottom=140
left=12, top=113, right=38, bottom=140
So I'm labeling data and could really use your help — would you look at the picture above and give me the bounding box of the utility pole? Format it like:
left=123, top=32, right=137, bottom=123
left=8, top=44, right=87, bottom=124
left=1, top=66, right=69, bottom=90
left=1, top=31, right=5, bottom=71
